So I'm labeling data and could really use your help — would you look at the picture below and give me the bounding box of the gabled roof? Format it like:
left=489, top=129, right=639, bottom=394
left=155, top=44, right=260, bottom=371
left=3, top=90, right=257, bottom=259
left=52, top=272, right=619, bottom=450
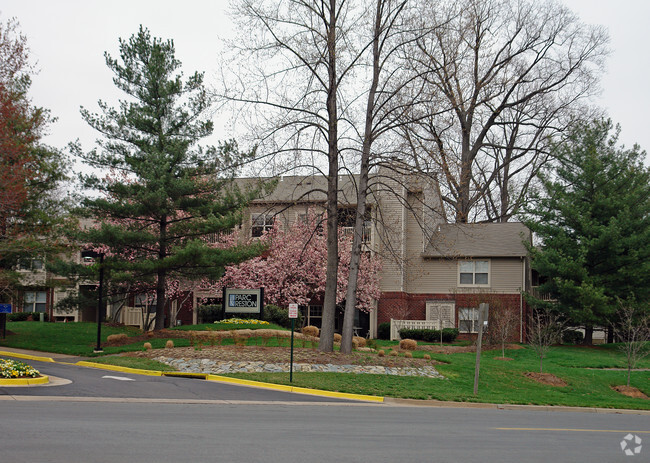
left=422, top=222, right=531, bottom=258
left=236, top=175, right=361, bottom=205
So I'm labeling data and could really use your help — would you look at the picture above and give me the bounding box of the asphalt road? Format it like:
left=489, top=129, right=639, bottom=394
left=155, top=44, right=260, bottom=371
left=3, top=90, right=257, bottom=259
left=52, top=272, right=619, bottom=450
left=0, top=358, right=354, bottom=403
left=1, top=356, right=649, bottom=462
left=1, top=401, right=648, bottom=463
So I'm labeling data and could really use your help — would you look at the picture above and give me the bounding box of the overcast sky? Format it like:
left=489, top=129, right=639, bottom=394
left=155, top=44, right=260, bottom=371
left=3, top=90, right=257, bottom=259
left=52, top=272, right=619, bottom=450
left=4, top=0, right=650, bottom=164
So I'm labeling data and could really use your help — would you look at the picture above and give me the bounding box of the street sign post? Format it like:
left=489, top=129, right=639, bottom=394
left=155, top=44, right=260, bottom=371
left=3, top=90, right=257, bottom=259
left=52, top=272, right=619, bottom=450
left=289, top=303, right=298, bottom=382
left=473, top=303, right=489, bottom=395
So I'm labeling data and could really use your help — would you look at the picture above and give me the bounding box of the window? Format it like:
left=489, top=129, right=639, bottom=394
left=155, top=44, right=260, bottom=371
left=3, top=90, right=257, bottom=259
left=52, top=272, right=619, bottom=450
left=459, top=307, right=479, bottom=333
left=24, top=291, right=47, bottom=313
left=18, top=258, right=43, bottom=270
left=251, top=213, right=274, bottom=237
left=458, top=260, right=489, bottom=286
left=304, top=305, right=322, bottom=328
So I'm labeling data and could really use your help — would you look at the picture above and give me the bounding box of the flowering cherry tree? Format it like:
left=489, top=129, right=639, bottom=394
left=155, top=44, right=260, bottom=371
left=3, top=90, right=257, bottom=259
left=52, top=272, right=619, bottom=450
left=218, top=213, right=381, bottom=313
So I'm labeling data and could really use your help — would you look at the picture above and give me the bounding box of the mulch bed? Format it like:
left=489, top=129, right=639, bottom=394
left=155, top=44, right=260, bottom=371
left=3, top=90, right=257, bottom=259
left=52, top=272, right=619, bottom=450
left=524, top=371, right=568, bottom=387
left=611, top=385, right=649, bottom=399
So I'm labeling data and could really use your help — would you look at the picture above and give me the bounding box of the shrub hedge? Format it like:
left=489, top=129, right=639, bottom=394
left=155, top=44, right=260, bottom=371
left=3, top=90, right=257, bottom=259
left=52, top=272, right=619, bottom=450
left=562, top=329, right=584, bottom=345
left=197, top=305, right=222, bottom=324
left=398, top=327, right=459, bottom=343
left=262, top=304, right=303, bottom=329
left=7, top=312, right=49, bottom=322
left=377, top=322, right=391, bottom=340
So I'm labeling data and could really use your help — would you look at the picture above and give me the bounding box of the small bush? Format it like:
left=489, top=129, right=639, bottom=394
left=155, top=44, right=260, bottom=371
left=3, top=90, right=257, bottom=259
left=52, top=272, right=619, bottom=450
left=165, top=340, right=174, bottom=349
left=302, top=325, right=319, bottom=337
left=377, top=349, right=385, bottom=357
left=378, top=322, right=391, bottom=340
left=198, top=304, right=222, bottom=324
left=333, top=333, right=342, bottom=343
left=562, top=329, right=584, bottom=345
left=351, top=338, right=359, bottom=349
left=423, top=354, right=431, bottom=360
left=263, top=304, right=303, bottom=329
left=399, top=339, right=417, bottom=350
left=389, top=350, right=398, bottom=356
left=404, top=351, right=413, bottom=358
left=143, top=342, right=152, bottom=350
left=353, top=336, right=366, bottom=348
left=366, top=339, right=377, bottom=350
left=106, top=333, right=127, bottom=343
left=398, top=328, right=459, bottom=343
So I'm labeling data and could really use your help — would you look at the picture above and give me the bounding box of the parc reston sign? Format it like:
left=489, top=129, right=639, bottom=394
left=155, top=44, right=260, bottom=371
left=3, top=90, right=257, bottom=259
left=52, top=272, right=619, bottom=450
left=222, top=288, right=264, bottom=317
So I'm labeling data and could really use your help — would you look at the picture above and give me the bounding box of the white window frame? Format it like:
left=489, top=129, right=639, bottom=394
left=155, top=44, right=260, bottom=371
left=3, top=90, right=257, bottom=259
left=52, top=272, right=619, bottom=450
left=24, top=291, right=47, bottom=313
left=458, top=307, right=479, bottom=333
left=251, top=213, right=274, bottom=237
left=458, top=260, right=490, bottom=287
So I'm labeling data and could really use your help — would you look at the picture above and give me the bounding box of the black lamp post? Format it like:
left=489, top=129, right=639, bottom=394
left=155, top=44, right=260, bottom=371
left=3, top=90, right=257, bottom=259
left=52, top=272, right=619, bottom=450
left=94, top=252, right=105, bottom=353
left=83, top=250, right=105, bottom=353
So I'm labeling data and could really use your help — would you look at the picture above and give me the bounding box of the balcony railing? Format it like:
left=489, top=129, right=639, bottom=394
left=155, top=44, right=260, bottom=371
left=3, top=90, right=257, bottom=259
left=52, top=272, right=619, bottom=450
left=341, top=225, right=371, bottom=243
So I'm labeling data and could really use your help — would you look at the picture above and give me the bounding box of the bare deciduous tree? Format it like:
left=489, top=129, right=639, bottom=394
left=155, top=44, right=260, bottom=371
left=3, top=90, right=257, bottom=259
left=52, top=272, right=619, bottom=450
left=528, top=308, right=563, bottom=373
left=489, top=305, right=518, bottom=358
left=613, top=304, right=650, bottom=387
left=403, top=0, right=608, bottom=222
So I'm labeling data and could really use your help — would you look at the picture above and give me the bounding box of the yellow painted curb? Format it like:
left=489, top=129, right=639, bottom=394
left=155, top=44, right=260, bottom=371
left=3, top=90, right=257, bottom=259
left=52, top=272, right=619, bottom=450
left=291, top=386, right=384, bottom=403
left=0, top=351, right=55, bottom=363
left=206, top=374, right=294, bottom=392
left=75, top=361, right=162, bottom=376
left=0, top=375, right=49, bottom=386
left=205, top=374, right=383, bottom=402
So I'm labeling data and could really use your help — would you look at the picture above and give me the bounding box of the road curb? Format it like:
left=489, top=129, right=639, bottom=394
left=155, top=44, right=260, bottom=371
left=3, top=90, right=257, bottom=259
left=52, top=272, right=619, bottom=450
left=0, top=350, right=55, bottom=363
left=0, top=375, right=50, bottom=386
left=384, top=397, right=650, bottom=415
left=75, top=361, right=162, bottom=376
left=204, top=374, right=384, bottom=402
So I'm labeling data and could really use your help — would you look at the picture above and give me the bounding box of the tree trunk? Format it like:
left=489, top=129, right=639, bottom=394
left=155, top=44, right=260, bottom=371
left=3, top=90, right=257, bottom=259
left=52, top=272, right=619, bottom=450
left=583, top=325, right=594, bottom=345
left=318, top=0, right=340, bottom=353
left=340, top=0, right=383, bottom=355
left=154, top=216, right=167, bottom=331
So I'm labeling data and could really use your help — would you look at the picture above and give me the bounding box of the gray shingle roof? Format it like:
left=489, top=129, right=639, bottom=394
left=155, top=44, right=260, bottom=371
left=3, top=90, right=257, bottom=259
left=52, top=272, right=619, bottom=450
left=423, top=222, right=531, bottom=258
left=237, top=175, right=361, bottom=205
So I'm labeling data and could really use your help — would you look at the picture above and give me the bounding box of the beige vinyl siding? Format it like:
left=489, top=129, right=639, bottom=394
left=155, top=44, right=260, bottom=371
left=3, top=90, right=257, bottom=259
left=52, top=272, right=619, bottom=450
left=489, top=258, right=525, bottom=292
left=408, top=258, right=524, bottom=294
left=376, top=182, right=407, bottom=292
left=410, top=259, right=458, bottom=294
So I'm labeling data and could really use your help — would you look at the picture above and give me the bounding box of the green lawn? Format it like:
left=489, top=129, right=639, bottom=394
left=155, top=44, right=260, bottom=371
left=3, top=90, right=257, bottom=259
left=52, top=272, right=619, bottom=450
left=0, top=321, right=291, bottom=356
left=224, top=345, right=650, bottom=410
left=2, top=321, right=649, bottom=410
left=0, top=321, right=142, bottom=356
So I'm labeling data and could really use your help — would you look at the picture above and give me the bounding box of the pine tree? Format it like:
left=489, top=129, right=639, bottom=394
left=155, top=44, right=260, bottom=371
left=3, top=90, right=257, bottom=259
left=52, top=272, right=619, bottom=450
left=525, top=119, right=650, bottom=344
left=75, top=27, right=264, bottom=330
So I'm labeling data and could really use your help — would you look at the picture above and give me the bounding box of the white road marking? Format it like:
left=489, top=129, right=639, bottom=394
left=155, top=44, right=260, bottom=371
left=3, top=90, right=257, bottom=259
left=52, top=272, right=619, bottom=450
left=102, top=375, right=135, bottom=381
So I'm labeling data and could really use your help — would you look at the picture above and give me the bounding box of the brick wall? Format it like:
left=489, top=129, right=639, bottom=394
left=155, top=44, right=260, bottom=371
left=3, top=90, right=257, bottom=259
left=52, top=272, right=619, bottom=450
left=377, top=291, right=529, bottom=342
